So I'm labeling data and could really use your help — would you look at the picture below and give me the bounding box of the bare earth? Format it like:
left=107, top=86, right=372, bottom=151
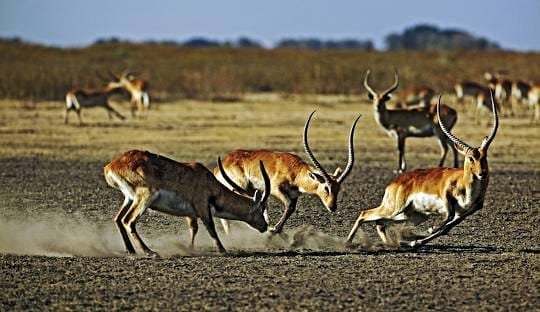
left=0, top=95, right=538, bottom=311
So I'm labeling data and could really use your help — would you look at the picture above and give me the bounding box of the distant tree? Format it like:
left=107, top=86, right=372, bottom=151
left=182, top=37, right=221, bottom=48
left=275, top=38, right=373, bottom=50
left=384, top=24, right=501, bottom=51
left=235, top=37, right=263, bottom=48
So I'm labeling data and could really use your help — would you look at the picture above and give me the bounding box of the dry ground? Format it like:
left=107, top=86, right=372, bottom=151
left=0, top=95, right=539, bottom=311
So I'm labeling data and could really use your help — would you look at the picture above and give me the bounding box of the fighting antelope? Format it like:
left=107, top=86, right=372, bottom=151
left=454, top=80, right=486, bottom=106
left=214, top=111, right=361, bottom=234
left=528, top=83, right=540, bottom=122
left=109, top=71, right=150, bottom=117
left=104, top=149, right=271, bottom=256
left=64, top=84, right=125, bottom=125
left=364, top=69, right=459, bottom=173
left=346, top=93, right=499, bottom=248
left=393, top=85, right=435, bottom=109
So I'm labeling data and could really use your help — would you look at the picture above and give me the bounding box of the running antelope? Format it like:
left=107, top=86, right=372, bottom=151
left=64, top=84, right=125, bottom=125
left=104, top=150, right=271, bottom=256
left=346, top=93, right=498, bottom=248
left=364, top=69, right=459, bottom=173
left=393, top=85, right=435, bottom=108
left=109, top=71, right=150, bottom=117
left=215, top=111, right=361, bottom=234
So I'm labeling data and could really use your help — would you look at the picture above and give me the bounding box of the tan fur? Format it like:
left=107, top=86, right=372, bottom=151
left=108, top=72, right=150, bottom=117
left=393, top=85, right=435, bottom=108
left=104, top=150, right=270, bottom=256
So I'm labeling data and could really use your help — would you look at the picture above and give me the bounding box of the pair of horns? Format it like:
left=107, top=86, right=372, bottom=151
left=437, top=92, right=499, bottom=152
left=217, top=158, right=271, bottom=205
left=364, top=69, right=399, bottom=97
left=303, top=111, right=361, bottom=185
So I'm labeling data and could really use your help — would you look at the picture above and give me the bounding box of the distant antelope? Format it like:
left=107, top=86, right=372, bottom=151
left=454, top=80, right=486, bottom=105
left=484, top=71, right=512, bottom=115
left=109, top=71, right=150, bottom=117
left=393, top=85, right=435, bottom=108
left=528, top=83, right=540, bottom=122
left=104, top=150, right=271, bottom=256
left=364, top=69, right=459, bottom=173
left=346, top=93, right=499, bottom=248
left=64, top=83, right=125, bottom=125
left=475, top=88, right=501, bottom=125
left=215, top=111, right=361, bottom=234
left=511, top=80, right=531, bottom=105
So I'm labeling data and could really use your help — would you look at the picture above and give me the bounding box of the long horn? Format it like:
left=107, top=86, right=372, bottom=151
left=217, top=157, right=248, bottom=195
left=258, top=160, right=271, bottom=205
left=337, top=114, right=362, bottom=184
left=382, top=69, right=399, bottom=96
left=363, top=69, right=377, bottom=96
left=303, top=111, right=332, bottom=183
left=481, top=90, right=499, bottom=150
left=437, top=95, right=473, bottom=152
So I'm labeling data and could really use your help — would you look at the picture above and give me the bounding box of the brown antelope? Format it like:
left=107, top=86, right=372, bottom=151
left=484, top=71, right=512, bottom=115
left=214, top=111, right=361, bottom=234
left=393, top=85, right=435, bottom=108
left=454, top=80, right=486, bottom=105
left=64, top=84, right=125, bottom=125
left=364, top=69, right=459, bottom=173
left=346, top=93, right=499, bottom=249
left=104, top=149, right=271, bottom=256
left=109, top=71, right=150, bottom=117
left=528, top=83, right=540, bottom=122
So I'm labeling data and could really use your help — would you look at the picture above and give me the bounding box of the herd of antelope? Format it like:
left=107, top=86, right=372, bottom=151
left=99, top=68, right=504, bottom=257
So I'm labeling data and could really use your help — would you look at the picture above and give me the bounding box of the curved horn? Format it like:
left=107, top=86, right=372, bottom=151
left=337, top=114, right=362, bottom=184
left=437, top=95, right=473, bottom=153
left=481, top=90, right=499, bottom=150
left=363, top=69, right=377, bottom=96
left=258, top=160, right=271, bottom=204
left=382, top=69, right=399, bottom=96
left=217, top=157, right=248, bottom=195
left=303, top=111, right=332, bottom=183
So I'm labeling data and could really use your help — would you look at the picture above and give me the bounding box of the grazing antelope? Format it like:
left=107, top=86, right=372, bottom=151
left=454, top=80, right=486, bottom=105
left=64, top=84, right=125, bottom=125
left=364, top=69, right=459, bottom=173
left=104, top=150, right=271, bottom=256
left=528, top=83, right=540, bottom=122
left=393, top=85, right=435, bottom=108
left=214, top=111, right=361, bottom=234
left=109, top=71, right=150, bottom=117
left=346, top=93, right=499, bottom=249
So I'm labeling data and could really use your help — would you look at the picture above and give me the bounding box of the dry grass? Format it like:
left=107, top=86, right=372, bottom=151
left=0, top=94, right=538, bottom=173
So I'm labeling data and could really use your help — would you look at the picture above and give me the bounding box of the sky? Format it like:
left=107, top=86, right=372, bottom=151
left=1, top=0, right=539, bottom=51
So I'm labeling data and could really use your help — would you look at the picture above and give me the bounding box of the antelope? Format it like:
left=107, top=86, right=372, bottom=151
left=346, top=93, right=499, bottom=249
left=64, top=84, right=125, bottom=125
left=104, top=149, right=271, bottom=256
left=364, top=69, right=459, bottom=173
left=214, top=111, right=361, bottom=234
left=484, top=71, right=512, bottom=115
left=511, top=80, right=531, bottom=105
left=454, top=80, right=486, bottom=105
left=528, top=83, right=540, bottom=122
left=475, top=88, right=500, bottom=125
left=393, top=85, right=435, bottom=109
left=109, top=71, right=150, bottom=117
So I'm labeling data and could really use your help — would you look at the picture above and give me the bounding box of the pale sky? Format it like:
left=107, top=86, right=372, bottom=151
left=1, top=0, right=539, bottom=51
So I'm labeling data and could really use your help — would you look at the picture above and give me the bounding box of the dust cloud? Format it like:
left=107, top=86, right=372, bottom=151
left=0, top=214, right=414, bottom=258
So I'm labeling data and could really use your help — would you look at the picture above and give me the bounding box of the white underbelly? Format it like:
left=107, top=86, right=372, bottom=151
left=150, top=190, right=196, bottom=217
left=409, top=193, right=446, bottom=216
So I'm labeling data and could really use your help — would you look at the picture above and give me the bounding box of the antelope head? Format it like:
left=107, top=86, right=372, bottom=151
left=364, top=69, right=399, bottom=109
left=303, top=111, right=361, bottom=212
left=437, top=92, right=499, bottom=181
left=217, top=157, right=271, bottom=232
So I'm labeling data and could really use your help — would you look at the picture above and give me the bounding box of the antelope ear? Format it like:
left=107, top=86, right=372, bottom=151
left=367, top=93, right=374, bottom=100
left=333, top=167, right=343, bottom=177
left=308, top=172, right=325, bottom=183
left=381, top=94, right=392, bottom=102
